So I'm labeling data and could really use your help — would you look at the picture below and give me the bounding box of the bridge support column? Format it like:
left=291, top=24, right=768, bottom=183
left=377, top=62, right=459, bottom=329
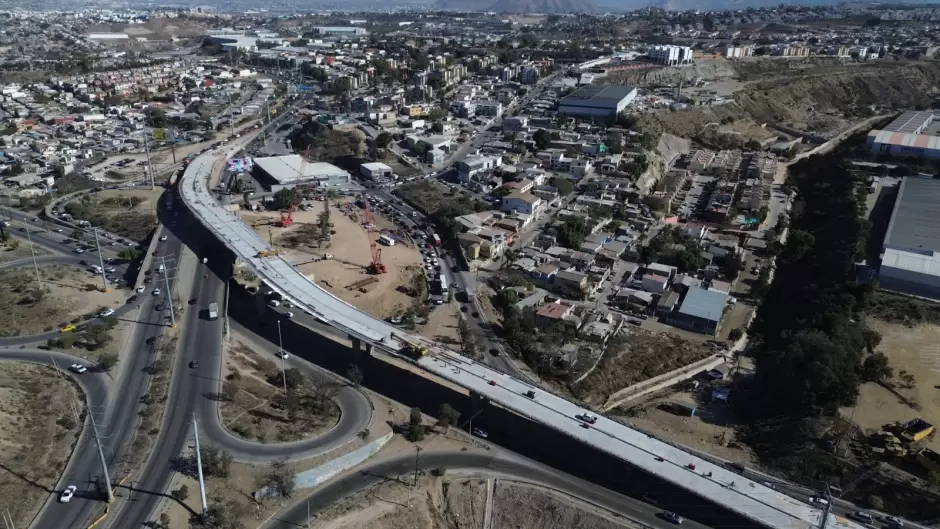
left=470, top=391, right=489, bottom=414
left=363, top=343, right=373, bottom=356
left=350, top=337, right=361, bottom=353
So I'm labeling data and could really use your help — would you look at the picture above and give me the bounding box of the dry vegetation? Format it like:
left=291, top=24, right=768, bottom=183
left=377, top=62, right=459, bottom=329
left=570, top=330, right=715, bottom=406
left=493, top=481, right=640, bottom=529
left=394, top=180, right=486, bottom=217
left=221, top=341, right=339, bottom=443
left=0, top=362, right=82, bottom=529
left=63, top=189, right=161, bottom=241
left=0, top=264, right=125, bottom=336
left=866, top=290, right=940, bottom=327
left=0, top=237, right=49, bottom=263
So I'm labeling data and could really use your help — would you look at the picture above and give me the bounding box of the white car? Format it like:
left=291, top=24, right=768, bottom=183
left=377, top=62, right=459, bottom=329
left=809, top=496, right=829, bottom=506
left=136, top=285, right=145, bottom=293
left=471, top=428, right=488, bottom=439
left=159, top=235, right=168, bottom=241
left=69, top=364, right=87, bottom=374
left=283, top=311, right=294, bottom=319
left=54, top=227, right=63, bottom=232
left=74, top=248, right=84, bottom=254
left=576, top=413, right=598, bottom=424
left=276, top=351, right=289, bottom=359
left=59, top=485, right=77, bottom=503
left=98, top=309, right=114, bottom=318
left=152, top=288, right=161, bottom=296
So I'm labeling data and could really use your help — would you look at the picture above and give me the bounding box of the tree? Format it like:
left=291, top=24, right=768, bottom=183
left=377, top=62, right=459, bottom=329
left=458, top=317, right=477, bottom=357
left=431, top=122, right=444, bottom=133
left=375, top=132, right=392, bottom=149
left=557, top=217, right=589, bottom=249
left=259, top=459, right=296, bottom=499
left=550, top=176, right=573, bottom=196
left=533, top=129, right=552, bottom=150
left=118, top=247, right=142, bottom=260
left=172, top=484, right=190, bottom=501
left=271, top=188, right=300, bottom=210
left=158, top=512, right=171, bottom=528
left=98, top=353, right=119, bottom=372
left=437, top=403, right=460, bottom=431
left=491, top=186, right=511, bottom=199
left=201, top=446, right=233, bottom=478
left=860, top=353, right=892, bottom=382
left=346, top=363, right=363, bottom=387
left=406, top=406, right=426, bottom=442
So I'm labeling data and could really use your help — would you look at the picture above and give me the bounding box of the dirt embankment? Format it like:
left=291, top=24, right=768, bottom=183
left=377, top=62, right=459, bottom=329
left=638, top=61, right=940, bottom=141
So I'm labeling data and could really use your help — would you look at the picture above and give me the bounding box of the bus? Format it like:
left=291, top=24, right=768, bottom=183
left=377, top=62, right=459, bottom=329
left=431, top=233, right=441, bottom=246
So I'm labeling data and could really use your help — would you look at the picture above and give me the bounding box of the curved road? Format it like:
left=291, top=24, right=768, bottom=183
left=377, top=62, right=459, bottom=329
left=0, top=349, right=111, bottom=525
left=263, top=451, right=707, bottom=529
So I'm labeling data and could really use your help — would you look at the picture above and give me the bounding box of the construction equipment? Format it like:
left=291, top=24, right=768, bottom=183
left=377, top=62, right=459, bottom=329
left=393, top=333, right=428, bottom=359
left=278, top=187, right=302, bottom=228
left=257, top=249, right=281, bottom=258
left=362, top=194, right=386, bottom=274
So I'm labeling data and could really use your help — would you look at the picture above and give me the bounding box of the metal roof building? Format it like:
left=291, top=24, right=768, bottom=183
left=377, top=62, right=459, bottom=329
left=667, top=287, right=728, bottom=335
left=557, top=85, right=637, bottom=119
left=252, top=155, right=350, bottom=192
left=866, top=110, right=940, bottom=160
left=879, top=176, right=940, bottom=300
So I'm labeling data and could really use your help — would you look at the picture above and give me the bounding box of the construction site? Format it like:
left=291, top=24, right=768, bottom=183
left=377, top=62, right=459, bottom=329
left=243, top=190, right=423, bottom=320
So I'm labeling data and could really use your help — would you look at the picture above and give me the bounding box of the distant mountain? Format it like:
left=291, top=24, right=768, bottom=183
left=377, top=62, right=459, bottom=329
left=594, top=0, right=929, bottom=10
left=435, top=0, right=599, bottom=13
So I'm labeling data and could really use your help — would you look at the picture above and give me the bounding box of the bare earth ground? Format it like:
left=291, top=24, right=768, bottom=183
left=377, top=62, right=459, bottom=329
left=493, top=481, right=644, bottom=529
left=0, top=239, right=49, bottom=264
left=220, top=338, right=340, bottom=443
left=418, top=300, right=461, bottom=346
left=93, top=188, right=164, bottom=215
left=66, top=189, right=159, bottom=241
left=841, top=319, right=940, bottom=452
left=0, top=264, right=127, bottom=336
left=0, top=361, right=82, bottom=529
left=247, top=199, right=421, bottom=320
left=610, top=392, right=757, bottom=467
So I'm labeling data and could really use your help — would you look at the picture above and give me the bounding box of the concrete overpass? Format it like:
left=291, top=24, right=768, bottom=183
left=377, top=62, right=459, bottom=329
left=179, top=151, right=861, bottom=529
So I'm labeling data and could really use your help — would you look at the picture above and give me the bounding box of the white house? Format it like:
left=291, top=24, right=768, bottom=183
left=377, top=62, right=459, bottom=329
left=501, top=191, right=542, bottom=216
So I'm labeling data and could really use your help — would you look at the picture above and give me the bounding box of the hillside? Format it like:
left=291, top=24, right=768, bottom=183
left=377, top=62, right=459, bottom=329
left=436, top=0, right=598, bottom=12
left=637, top=60, right=940, bottom=142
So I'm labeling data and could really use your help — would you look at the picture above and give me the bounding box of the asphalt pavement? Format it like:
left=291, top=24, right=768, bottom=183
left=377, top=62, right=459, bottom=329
left=262, top=451, right=702, bottom=529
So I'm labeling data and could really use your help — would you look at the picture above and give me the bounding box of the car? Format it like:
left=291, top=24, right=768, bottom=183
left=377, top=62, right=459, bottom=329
left=69, top=364, right=87, bottom=374
left=276, top=351, right=289, bottom=359
left=576, top=413, right=598, bottom=424
left=661, top=511, right=683, bottom=525
left=489, top=348, right=500, bottom=356
left=884, top=516, right=904, bottom=528
left=159, top=235, right=168, bottom=241
left=98, top=309, right=115, bottom=318
left=152, top=288, right=161, bottom=296
left=283, top=311, right=294, bottom=319
left=471, top=312, right=479, bottom=318
left=460, top=306, right=468, bottom=312
left=74, top=248, right=84, bottom=254
left=105, top=267, right=116, bottom=273
left=59, top=485, right=77, bottom=503
left=135, top=284, right=145, bottom=293
left=488, top=380, right=496, bottom=386
left=189, top=360, right=199, bottom=368
left=283, top=301, right=293, bottom=308
left=54, top=227, right=63, bottom=232
left=809, top=496, right=829, bottom=506
left=268, top=299, right=280, bottom=307
left=849, top=512, right=874, bottom=525
left=471, top=428, right=489, bottom=439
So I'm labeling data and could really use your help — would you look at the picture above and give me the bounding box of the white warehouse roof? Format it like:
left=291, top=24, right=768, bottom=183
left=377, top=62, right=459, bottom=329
left=253, top=155, right=349, bottom=184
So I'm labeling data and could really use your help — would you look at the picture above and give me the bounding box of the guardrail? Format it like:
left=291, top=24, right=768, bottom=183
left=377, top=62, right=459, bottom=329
left=179, top=142, right=859, bottom=529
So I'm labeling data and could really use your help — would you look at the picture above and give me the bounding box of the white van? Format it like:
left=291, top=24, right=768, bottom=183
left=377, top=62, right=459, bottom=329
left=268, top=299, right=280, bottom=307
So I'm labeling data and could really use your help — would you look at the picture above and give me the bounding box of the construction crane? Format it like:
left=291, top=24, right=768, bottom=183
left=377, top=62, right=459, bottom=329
left=392, top=333, right=428, bottom=359
left=278, top=187, right=301, bottom=228
left=362, top=194, right=386, bottom=274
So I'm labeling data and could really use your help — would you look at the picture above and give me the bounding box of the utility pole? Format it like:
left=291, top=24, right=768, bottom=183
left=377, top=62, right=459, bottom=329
left=193, top=415, right=209, bottom=520
left=143, top=131, right=155, bottom=190
left=93, top=228, right=108, bottom=292
left=161, top=256, right=176, bottom=327
left=412, top=446, right=422, bottom=487
left=228, top=91, right=236, bottom=138
left=24, top=227, right=41, bottom=289
left=277, top=319, right=287, bottom=394
left=90, top=414, right=113, bottom=503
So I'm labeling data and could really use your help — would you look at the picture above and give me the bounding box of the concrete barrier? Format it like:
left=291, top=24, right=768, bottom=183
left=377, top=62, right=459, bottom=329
left=253, top=432, right=393, bottom=500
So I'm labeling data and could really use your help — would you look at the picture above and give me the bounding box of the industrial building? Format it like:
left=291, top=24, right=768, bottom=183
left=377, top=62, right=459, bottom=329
left=313, top=26, right=368, bottom=36
left=666, top=286, right=728, bottom=335
left=252, top=155, right=351, bottom=192
left=557, top=85, right=637, bottom=120
left=878, top=176, right=940, bottom=300
left=647, top=45, right=693, bottom=66
left=866, top=110, right=940, bottom=160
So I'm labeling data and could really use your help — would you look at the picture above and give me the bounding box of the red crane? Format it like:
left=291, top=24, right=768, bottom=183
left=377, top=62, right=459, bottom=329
left=362, top=194, right=386, bottom=274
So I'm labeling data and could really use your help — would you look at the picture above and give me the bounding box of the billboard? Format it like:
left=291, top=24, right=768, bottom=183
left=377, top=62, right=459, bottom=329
left=227, top=157, right=253, bottom=173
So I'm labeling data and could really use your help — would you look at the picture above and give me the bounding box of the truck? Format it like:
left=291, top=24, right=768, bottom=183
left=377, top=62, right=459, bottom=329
left=393, top=333, right=428, bottom=360
left=208, top=302, right=219, bottom=320
left=431, top=233, right=441, bottom=246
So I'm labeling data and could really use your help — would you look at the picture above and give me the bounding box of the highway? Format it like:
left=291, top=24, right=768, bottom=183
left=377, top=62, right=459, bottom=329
left=179, top=128, right=866, bottom=529
left=263, top=451, right=713, bottom=529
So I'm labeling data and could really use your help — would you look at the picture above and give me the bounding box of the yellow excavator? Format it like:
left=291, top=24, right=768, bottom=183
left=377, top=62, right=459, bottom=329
left=393, top=333, right=428, bottom=360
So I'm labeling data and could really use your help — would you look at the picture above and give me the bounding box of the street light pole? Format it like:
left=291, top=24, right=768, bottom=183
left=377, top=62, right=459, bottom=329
left=143, top=131, right=155, bottom=190
left=161, top=256, right=176, bottom=327
left=24, top=227, right=41, bottom=289
left=277, top=319, right=287, bottom=394
left=93, top=228, right=108, bottom=292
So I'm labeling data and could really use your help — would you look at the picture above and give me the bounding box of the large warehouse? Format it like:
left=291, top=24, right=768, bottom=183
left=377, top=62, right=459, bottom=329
left=252, top=155, right=351, bottom=192
left=866, top=110, right=940, bottom=160
left=557, top=85, right=637, bottom=120
left=879, top=176, right=940, bottom=300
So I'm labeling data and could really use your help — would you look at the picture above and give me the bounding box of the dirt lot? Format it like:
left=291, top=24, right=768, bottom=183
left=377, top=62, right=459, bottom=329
left=247, top=199, right=421, bottom=320
left=0, top=264, right=127, bottom=336
left=611, top=391, right=757, bottom=467
left=418, top=301, right=461, bottom=346
left=841, top=319, right=940, bottom=452
left=221, top=339, right=340, bottom=443
left=571, top=330, right=715, bottom=406
left=0, top=361, right=82, bottom=529
left=63, top=188, right=161, bottom=241
left=0, top=238, right=49, bottom=263
left=394, top=180, right=485, bottom=217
